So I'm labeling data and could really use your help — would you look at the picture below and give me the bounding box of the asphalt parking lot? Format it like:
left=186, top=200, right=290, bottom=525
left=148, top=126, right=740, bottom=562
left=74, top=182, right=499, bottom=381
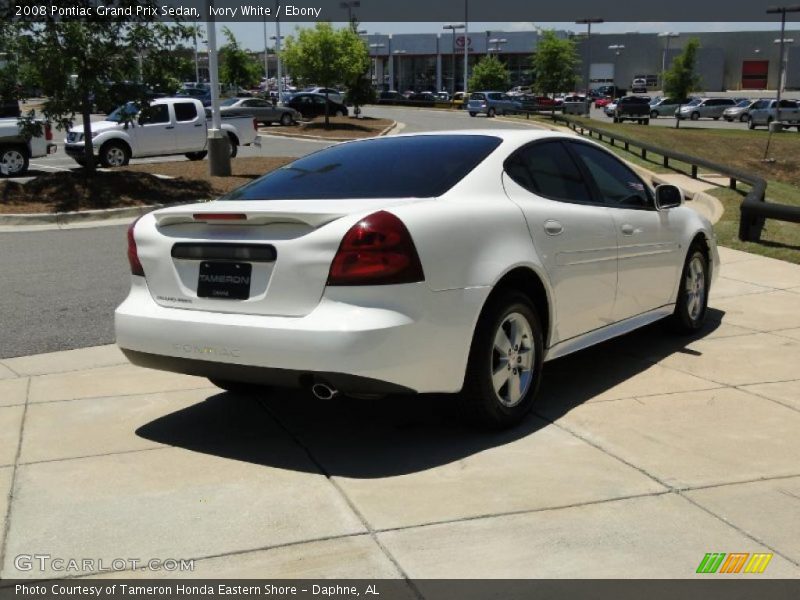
left=1, top=246, right=799, bottom=579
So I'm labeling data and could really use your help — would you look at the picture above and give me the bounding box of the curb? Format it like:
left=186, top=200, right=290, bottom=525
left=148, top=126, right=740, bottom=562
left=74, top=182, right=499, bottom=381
left=260, top=119, right=398, bottom=142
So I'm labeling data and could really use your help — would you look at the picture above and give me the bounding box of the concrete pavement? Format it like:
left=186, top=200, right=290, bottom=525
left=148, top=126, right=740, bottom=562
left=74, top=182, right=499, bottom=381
left=1, top=246, right=799, bottom=579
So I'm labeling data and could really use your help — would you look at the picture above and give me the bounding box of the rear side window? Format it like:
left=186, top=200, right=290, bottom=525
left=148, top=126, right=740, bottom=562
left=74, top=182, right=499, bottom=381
left=504, top=141, right=592, bottom=203
left=471, top=93, right=486, bottom=100
left=174, top=102, right=197, bottom=122
left=223, top=135, right=502, bottom=200
left=570, top=143, right=652, bottom=209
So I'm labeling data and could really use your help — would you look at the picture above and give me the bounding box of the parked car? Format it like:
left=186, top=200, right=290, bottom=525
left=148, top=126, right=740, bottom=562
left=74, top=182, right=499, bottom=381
left=613, top=96, right=651, bottom=124
left=451, top=91, right=469, bottom=109
left=117, top=131, right=718, bottom=429
left=631, top=78, right=648, bottom=94
left=722, top=99, right=756, bottom=122
left=286, top=93, right=349, bottom=119
left=521, top=95, right=557, bottom=109
left=649, top=97, right=689, bottom=118
left=64, top=98, right=259, bottom=167
left=748, top=98, right=800, bottom=130
left=434, top=91, right=450, bottom=101
left=0, top=117, right=56, bottom=176
left=467, top=91, right=520, bottom=117
left=219, top=97, right=299, bottom=126
left=378, top=90, right=402, bottom=102
left=301, top=87, right=343, bottom=104
left=506, top=86, right=531, bottom=97
left=676, top=97, right=737, bottom=120
left=409, top=92, right=437, bottom=102
left=604, top=99, right=620, bottom=116
left=594, top=96, right=613, bottom=108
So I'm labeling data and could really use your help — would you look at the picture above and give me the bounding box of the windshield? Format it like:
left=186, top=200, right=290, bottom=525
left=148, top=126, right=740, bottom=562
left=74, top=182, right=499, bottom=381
left=106, top=102, right=138, bottom=122
left=685, top=99, right=701, bottom=106
left=222, top=135, right=502, bottom=201
left=736, top=100, right=751, bottom=107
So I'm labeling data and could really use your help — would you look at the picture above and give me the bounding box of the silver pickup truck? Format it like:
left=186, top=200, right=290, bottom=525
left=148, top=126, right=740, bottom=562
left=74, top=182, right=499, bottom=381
left=748, top=99, right=800, bottom=130
left=0, top=118, right=57, bottom=176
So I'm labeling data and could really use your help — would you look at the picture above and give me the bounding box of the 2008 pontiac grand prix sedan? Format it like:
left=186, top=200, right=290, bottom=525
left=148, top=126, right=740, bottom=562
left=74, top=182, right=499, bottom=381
left=115, top=131, right=719, bottom=428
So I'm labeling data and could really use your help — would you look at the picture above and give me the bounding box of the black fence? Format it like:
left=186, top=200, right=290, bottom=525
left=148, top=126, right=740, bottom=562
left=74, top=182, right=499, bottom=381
left=521, top=110, right=800, bottom=242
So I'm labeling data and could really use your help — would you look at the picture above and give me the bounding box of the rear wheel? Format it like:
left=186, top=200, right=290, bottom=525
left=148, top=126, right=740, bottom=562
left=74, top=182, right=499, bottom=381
left=469, top=112, right=477, bottom=117
left=0, top=145, right=29, bottom=176
left=643, top=119, right=650, bottom=125
left=185, top=151, right=207, bottom=161
left=748, top=117, right=756, bottom=130
left=227, top=133, right=238, bottom=158
left=279, top=112, right=293, bottom=126
left=671, top=247, right=709, bottom=333
left=335, top=109, right=345, bottom=117
left=650, top=110, right=658, bottom=118
left=208, top=378, right=269, bottom=396
left=458, top=292, right=544, bottom=429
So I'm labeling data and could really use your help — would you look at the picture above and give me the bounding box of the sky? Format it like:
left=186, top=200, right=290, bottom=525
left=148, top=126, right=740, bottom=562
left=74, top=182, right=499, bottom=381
left=215, top=21, right=799, bottom=51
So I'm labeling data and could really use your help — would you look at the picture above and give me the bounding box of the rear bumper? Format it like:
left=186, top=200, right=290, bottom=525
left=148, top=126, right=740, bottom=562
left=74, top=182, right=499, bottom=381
left=115, top=278, right=489, bottom=394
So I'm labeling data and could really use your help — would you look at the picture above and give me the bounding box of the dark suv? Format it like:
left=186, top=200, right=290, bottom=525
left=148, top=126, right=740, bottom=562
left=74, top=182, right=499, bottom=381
left=613, top=96, right=652, bottom=124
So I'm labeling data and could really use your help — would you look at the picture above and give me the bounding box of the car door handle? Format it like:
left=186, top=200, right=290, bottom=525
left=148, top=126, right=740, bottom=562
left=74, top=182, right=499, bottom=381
left=621, top=224, right=638, bottom=236
left=194, top=123, right=203, bottom=127
left=165, top=126, right=174, bottom=130
left=544, top=220, right=564, bottom=236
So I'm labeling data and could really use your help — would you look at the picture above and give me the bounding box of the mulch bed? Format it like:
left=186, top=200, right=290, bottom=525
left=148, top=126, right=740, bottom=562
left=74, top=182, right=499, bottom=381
left=267, top=115, right=393, bottom=139
left=0, top=157, right=293, bottom=214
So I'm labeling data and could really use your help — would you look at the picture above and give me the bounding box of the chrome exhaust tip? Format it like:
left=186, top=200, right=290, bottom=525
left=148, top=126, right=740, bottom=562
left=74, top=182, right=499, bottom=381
left=311, top=382, right=339, bottom=400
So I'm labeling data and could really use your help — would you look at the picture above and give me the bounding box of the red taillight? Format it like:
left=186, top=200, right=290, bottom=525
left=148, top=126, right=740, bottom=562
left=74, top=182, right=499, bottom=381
left=44, top=122, right=53, bottom=141
left=127, top=217, right=145, bottom=277
left=192, top=213, right=247, bottom=221
left=327, top=211, right=424, bottom=286
left=253, top=118, right=258, bottom=130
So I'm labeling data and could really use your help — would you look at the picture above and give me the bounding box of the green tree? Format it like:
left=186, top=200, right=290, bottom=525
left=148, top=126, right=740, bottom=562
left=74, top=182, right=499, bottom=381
left=1, top=1, right=191, bottom=173
left=468, top=55, right=510, bottom=91
left=219, top=27, right=261, bottom=91
left=281, top=22, right=369, bottom=127
left=530, top=30, right=580, bottom=96
left=663, top=38, right=702, bottom=129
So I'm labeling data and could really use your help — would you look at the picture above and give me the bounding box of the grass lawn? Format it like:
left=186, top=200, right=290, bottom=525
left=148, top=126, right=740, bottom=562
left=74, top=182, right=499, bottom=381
left=517, top=115, right=800, bottom=264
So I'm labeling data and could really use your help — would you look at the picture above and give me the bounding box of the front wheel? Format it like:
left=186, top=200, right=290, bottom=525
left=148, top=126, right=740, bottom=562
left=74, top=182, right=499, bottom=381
left=690, top=112, right=700, bottom=121
left=469, top=112, right=477, bottom=117
left=335, top=109, right=345, bottom=117
left=458, top=292, right=544, bottom=429
left=671, top=247, right=709, bottom=333
left=185, top=151, right=208, bottom=161
left=487, top=107, right=496, bottom=118
left=0, top=146, right=29, bottom=176
left=98, top=141, right=130, bottom=168
left=650, top=111, right=658, bottom=118
left=748, top=117, right=756, bottom=130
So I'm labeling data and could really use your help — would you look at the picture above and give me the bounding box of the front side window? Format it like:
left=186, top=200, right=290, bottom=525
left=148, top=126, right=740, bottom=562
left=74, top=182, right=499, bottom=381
left=174, top=102, right=197, bottom=122
left=570, top=143, right=652, bottom=209
left=504, top=141, right=592, bottom=204
left=139, top=104, right=170, bottom=125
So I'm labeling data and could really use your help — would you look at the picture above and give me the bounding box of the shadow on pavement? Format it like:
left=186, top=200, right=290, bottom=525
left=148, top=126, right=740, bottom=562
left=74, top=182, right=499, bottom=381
left=136, top=308, right=725, bottom=479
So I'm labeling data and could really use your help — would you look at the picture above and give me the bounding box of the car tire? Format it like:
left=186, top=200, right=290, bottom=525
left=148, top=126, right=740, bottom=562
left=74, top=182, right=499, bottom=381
left=458, top=291, right=544, bottom=429
left=98, top=141, right=130, bottom=168
left=740, top=114, right=748, bottom=122
left=650, top=110, right=658, bottom=118
left=279, top=112, right=292, bottom=126
left=335, top=109, right=345, bottom=117
left=670, top=246, right=709, bottom=334
left=487, top=107, right=496, bottom=118
left=185, top=151, right=208, bottom=161
left=748, top=117, right=756, bottom=130
left=469, top=112, right=477, bottom=117
left=643, top=119, right=650, bottom=125
left=713, top=116, right=719, bottom=120
left=0, top=145, right=29, bottom=177
left=690, top=112, right=699, bottom=121
left=208, top=378, right=269, bottom=397
left=228, top=133, right=238, bottom=158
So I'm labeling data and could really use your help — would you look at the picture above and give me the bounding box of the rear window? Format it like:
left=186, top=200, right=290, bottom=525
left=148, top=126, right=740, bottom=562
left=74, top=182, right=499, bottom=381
left=222, top=135, right=502, bottom=201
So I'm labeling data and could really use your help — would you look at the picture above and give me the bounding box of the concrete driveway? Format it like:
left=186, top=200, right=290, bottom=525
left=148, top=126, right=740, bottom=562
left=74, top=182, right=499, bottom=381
left=1, top=246, right=799, bottom=580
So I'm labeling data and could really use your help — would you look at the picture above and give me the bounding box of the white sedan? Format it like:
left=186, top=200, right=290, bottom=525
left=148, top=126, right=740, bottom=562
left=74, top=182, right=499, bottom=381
left=116, top=130, right=719, bottom=429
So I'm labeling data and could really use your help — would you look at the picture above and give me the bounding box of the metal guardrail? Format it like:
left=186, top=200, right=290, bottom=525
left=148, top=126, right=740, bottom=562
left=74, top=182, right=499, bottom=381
left=513, top=108, right=800, bottom=242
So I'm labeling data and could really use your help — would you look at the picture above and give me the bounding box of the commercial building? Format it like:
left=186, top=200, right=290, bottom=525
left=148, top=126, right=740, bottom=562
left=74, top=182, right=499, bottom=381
left=363, top=29, right=800, bottom=93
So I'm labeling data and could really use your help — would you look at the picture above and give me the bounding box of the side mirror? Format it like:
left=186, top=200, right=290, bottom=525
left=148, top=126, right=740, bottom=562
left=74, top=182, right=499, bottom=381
left=654, top=184, right=683, bottom=210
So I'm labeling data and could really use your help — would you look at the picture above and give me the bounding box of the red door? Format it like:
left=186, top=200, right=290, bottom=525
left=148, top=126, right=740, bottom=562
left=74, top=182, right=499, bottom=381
left=742, top=60, right=769, bottom=89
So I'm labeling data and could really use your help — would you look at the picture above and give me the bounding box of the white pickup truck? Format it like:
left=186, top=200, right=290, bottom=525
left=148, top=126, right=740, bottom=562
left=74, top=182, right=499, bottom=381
left=0, top=118, right=57, bottom=176
left=748, top=98, right=800, bottom=130
left=64, top=97, right=260, bottom=167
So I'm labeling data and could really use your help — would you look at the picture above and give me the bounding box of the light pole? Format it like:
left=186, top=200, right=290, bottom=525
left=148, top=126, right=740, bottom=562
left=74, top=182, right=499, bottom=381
left=394, top=49, right=407, bottom=91
left=193, top=20, right=201, bottom=83
left=443, top=24, right=465, bottom=95
left=340, top=1, right=360, bottom=27
left=767, top=5, right=800, bottom=125
left=576, top=18, right=603, bottom=93
left=608, top=44, right=625, bottom=97
left=205, top=0, right=230, bottom=176
left=463, top=0, right=469, bottom=94
left=273, top=0, right=284, bottom=100
left=774, top=38, right=795, bottom=93
left=658, top=32, right=679, bottom=91
left=262, top=16, right=269, bottom=86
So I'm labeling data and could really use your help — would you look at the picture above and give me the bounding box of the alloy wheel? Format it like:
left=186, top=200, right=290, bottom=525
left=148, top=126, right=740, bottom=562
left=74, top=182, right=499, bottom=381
left=490, top=312, right=535, bottom=407
left=685, top=256, right=706, bottom=321
left=105, top=147, right=126, bottom=167
left=1, top=149, right=25, bottom=175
